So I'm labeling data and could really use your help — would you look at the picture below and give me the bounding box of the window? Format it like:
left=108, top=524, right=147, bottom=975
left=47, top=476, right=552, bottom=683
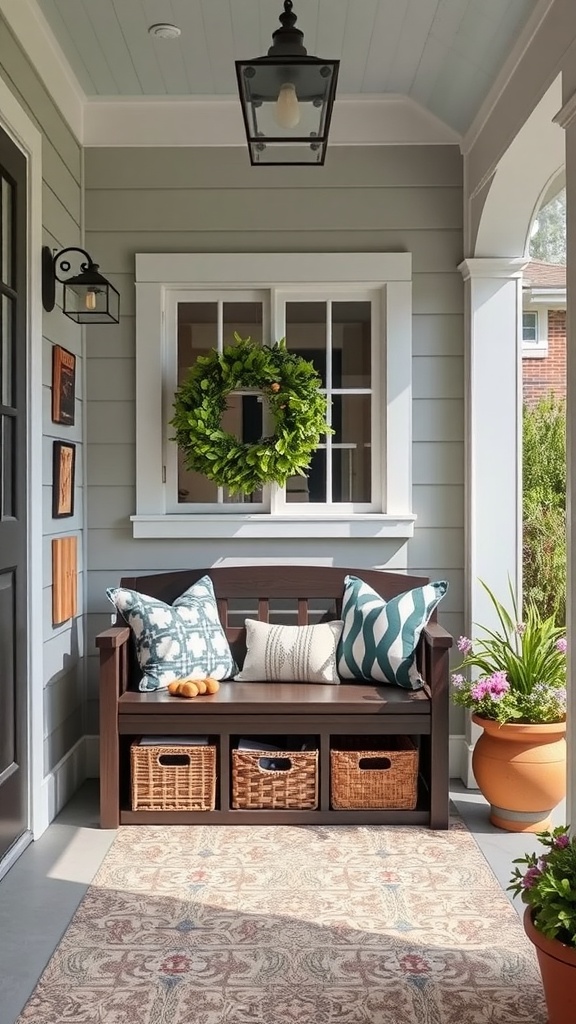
left=522, top=311, right=538, bottom=343
left=521, top=307, right=548, bottom=358
left=133, top=253, right=415, bottom=539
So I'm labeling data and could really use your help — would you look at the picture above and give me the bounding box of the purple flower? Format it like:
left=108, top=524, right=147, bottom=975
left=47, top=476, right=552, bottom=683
left=457, top=636, right=473, bottom=654
left=451, top=673, right=465, bottom=690
left=554, top=834, right=570, bottom=849
left=521, top=865, right=542, bottom=889
left=555, top=637, right=567, bottom=653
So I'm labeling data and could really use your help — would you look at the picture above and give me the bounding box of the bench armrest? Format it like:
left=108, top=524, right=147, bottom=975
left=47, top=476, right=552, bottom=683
left=422, top=621, right=453, bottom=650
left=95, top=626, right=130, bottom=649
left=96, top=625, right=131, bottom=699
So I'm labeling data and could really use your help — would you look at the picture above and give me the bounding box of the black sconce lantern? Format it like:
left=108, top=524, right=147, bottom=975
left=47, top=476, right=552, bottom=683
left=42, top=246, right=120, bottom=324
left=235, top=0, right=339, bottom=166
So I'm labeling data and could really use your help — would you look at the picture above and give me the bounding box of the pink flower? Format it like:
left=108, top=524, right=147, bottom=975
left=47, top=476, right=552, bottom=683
left=457, top=636, right=473, bottom=654
left=516, top=623, right=527, bottom=635
left=555, top=637, right=567, bottom=653
left=554, top=833, right=570, bottom=849
left=470, top=672, right=509, bottom=702
left=451, top=673, right=465, bottom=689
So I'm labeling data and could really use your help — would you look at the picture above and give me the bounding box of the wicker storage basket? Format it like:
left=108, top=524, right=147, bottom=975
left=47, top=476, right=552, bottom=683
left=232, top=748, right=318, bottom=810
left=131, top=742, right=216, bottom=811
left=330, top=737, right=418, bottom=810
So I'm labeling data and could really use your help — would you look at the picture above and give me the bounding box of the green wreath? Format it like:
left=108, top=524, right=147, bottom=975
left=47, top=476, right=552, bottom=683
left=171, top=334, right=331, bottom=496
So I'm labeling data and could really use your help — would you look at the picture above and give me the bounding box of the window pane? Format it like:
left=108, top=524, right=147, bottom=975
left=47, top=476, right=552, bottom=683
left=333, top=301, right=371, bottom=388
left=1, top=176, right=12, bottom=289
left=1, top=294, right=14, bottom=407
left=522, top=312, right=538, bottom=342
left=178, top=301, right=218, bottom=373
left=332, top=395, right=371, bottom=502
left=223, top=302, right=262, bottom=346
left=176, top=301, right=264, bottom=505
left=1, top=414, right=14, bottom=517
left=285, top=302, right=327, bottom=386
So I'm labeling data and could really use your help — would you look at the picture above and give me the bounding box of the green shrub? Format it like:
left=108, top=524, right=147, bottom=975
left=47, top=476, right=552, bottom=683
left=522, top=396, right=566, bottom=625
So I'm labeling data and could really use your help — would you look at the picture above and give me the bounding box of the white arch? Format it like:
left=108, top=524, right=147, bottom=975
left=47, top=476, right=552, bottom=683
left=474, top=76, right=564, bottom=258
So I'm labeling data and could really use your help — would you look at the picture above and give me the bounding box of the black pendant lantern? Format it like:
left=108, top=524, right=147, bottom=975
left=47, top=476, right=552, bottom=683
left=236, top=0, right=339, bottom=166
left=42, top=246, right=120, bottom=324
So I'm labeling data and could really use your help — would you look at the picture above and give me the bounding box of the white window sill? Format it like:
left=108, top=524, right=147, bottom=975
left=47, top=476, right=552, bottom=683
left=522, top=346, right=548, bottom=359
left=131, top=513, right=417, bottom=540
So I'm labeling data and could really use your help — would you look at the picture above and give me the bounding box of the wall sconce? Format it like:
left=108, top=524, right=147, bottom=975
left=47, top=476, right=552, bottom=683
left=235, top=0, right=339, bottom=166
left=42, top=246, right=120, bottom=324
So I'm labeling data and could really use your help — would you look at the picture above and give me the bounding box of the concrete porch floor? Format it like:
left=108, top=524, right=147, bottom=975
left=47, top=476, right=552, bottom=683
left=0, top=781, right=566, bottom=1024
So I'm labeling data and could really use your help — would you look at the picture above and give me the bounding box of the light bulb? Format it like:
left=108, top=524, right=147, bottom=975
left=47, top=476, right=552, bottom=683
left=85, top=290, right=97, bottom=311
left=274, top=83, right=300, bottom=129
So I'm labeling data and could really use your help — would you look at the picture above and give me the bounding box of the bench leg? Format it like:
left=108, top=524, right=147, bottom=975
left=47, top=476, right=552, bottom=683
left=429, top=645, right=450, bottom=829
left=99, top=647, right=120, bottom=829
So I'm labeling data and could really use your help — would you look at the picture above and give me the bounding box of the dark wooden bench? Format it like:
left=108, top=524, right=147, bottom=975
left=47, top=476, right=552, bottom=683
left=96, top=565, right=453, bottom=829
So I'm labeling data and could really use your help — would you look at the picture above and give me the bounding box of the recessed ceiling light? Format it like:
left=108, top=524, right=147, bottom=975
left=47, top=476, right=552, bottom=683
left=148, top=23, right=181, bottom=39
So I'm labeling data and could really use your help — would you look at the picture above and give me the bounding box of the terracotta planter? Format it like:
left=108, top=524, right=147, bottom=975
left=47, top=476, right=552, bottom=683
left=524, top=908, right=576, bottom=1024
left=471, top=714, right=566, bottom=832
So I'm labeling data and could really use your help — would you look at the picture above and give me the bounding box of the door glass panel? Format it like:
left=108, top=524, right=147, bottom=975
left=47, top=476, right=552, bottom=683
left=0, top=571, right=15, bottom=774
left=285, top=302, right=327, bottom=385
left=1, top=176, right=12, bottom=288
left=332, top=395, right=371, bottom=502
left=333, top=301, right=371, bottom=388
left=176, top=301, right=264, bottom=505
left=1, top=414, right=14, bottom=517
left=2, top=294, right=14, bottom=407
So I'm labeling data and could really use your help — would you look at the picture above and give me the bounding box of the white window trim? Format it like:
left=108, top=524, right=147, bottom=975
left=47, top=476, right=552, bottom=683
left=133, top=252, right=415, bottom=539
left=522, top=305, right=547, bottom=357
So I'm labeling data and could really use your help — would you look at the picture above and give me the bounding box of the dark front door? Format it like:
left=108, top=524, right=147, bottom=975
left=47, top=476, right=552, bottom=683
left=0, top=125, right=28, bottom=861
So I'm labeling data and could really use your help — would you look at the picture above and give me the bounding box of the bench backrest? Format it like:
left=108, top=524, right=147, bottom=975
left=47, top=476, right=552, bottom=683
left=118, top=565, right=433, bottom=671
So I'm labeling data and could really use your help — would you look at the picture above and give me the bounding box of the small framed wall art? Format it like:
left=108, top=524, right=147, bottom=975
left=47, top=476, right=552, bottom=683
left=52, top=440, right=76, bottom=518
left=52, top=345, right=76, bottom=425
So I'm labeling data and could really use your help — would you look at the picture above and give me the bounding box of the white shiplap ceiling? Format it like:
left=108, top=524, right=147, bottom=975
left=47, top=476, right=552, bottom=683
left=35, top=0, right=539, bottom=135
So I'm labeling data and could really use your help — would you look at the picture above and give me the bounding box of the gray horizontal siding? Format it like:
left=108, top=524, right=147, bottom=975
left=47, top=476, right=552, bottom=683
left=85, top=146, right=463, bottom=190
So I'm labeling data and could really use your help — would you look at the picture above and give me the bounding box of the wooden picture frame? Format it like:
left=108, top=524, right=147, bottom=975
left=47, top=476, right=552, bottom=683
left=52, top=345, right=76, bottom=425
left=52, top=440, right=76, bottom=518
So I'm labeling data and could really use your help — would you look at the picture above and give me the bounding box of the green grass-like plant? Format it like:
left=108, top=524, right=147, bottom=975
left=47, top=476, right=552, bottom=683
left=451, top=579, right=567, bottom=724
left=523, top=396, right=566, bottom=625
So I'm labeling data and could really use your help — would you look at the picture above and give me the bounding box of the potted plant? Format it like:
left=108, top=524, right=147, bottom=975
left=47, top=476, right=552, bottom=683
left=451, top=581, right=567, bottom=831
left=508, top=826, right=576, bottom=1024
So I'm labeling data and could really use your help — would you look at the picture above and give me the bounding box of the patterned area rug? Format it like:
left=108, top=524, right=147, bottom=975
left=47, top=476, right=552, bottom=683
left=18, top=820, right=546, bottom=1024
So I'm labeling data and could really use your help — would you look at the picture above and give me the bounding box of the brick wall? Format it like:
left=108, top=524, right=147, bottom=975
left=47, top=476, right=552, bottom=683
left=522, top=309, right=566, bottom=405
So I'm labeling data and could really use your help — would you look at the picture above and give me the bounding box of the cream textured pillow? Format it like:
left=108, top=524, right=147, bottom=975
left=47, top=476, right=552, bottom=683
left=235, top=619, right=344, bottom=684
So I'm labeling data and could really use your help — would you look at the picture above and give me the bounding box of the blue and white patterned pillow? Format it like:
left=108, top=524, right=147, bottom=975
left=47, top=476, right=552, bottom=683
left=337, top=575, right=448, bottom=690
left=106, top=575, right=236, bottom=691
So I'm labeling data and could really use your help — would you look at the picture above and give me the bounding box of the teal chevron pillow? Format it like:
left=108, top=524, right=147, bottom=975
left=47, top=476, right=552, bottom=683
left=106, top=575, right=236, bottom=692
left=337, top=575, right=448, bottom=690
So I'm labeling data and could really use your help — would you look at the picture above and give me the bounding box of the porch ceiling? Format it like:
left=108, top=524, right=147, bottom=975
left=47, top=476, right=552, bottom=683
left=35, top=0, right=538, bottom=135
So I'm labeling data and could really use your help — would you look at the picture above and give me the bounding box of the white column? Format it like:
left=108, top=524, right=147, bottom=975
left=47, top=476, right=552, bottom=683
left=459, top=258, right=527, bottom=785
left=554, top=91, right=576, bottom=827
